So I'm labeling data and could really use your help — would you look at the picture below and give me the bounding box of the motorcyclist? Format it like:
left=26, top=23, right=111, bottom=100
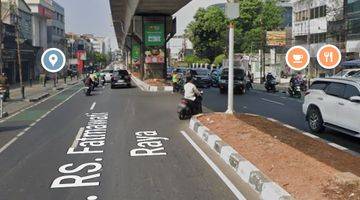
left=266, top=72, right=275, bottom=81
left=0, top=73, right=10, bottom=100
left=184, top=76, right=201, bottom=112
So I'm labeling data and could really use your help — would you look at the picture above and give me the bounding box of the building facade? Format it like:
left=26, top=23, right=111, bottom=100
left=47, top=0, right=65, bottom=50
left=346, top=0, right=360, bottom=59
left=292, top=0, right=346, bottom=75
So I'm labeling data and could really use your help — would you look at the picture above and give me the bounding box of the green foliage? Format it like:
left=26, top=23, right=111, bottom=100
left=88, top=51, right=108, bottom=66
left=184, top=55, right=211, bottom=65
left=186, top=0, right=283, bottom=55
left=213, top=54, right=226, bottom=66
left=186, top=7, right=228, bottom=63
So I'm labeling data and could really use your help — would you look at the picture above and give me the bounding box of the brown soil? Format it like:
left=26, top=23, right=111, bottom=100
left=132, top=72, right=140, bottom=78
left=198, top=113, right=360, bottom=200
left=144, top=79, right=171, bottom=86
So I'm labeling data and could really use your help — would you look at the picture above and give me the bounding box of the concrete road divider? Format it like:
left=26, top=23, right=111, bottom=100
left=189, top=115, right=292, bottom=200
left=131, top=75, right=173, bottom=92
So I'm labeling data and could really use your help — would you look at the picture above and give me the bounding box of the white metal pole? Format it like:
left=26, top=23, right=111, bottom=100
left=226, top=22, right=235, bottom=114
left=0, top=97, right=3, bottom=118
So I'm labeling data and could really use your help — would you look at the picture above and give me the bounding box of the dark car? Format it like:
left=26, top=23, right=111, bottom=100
left=111, top=70, right=131, bottom=88
left=210, top=69, right=220, bottom=87
left=218, top=68, right=247, bottom=94
left=187, top=68, right=212, bottom=88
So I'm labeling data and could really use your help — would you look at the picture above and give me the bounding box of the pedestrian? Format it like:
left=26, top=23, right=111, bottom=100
left=247, top=71, right=253, bottom=90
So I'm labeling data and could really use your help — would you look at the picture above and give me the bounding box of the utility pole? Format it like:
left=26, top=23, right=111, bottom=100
left=306, top=0, right=311, bottom=88
left=14, top=2, right=24, bottom=99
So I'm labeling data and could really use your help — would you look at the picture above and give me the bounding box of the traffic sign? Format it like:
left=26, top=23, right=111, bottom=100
left=286, top=46, right=310, bottom=71
left=41, top=48, right=66, bottom=73
left=316, top=44, right=342, bottom=69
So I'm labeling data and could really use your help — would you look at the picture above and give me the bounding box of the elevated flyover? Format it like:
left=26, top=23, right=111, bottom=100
left=110, top=0, right=191, bottom=79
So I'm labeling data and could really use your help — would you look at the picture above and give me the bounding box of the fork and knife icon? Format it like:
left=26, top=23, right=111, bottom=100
left=324, top=51, right=333, bottom=63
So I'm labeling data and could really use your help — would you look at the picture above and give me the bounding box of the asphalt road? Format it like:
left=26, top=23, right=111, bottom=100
left=202, top=86, right=360, bottom=153
left=0, top=83, right=257, bottom=200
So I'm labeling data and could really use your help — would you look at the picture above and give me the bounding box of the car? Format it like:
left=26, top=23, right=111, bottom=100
left=111, top=70, right=131, bottom=88
left=332, top=68, right=360, bottom=78
left=187, top=68, right=212, bottom=88
left=210, top=69, right=220, bottom=87
left=218, top=68, right=247, bottom=94
left=102, top=69, right=114, bottom=83
left=303, top=78, right=360, bottom=137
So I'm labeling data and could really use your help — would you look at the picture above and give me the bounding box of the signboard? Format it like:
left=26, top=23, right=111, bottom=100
left=143, top=17, right=165, bottom=64
left=144, top=18, right=165, bottom=47
left=132, top=43, right=140, bottom=60
left=225, top=3, right=240, bottom=20
left=266, top=31, right=286, bottom=47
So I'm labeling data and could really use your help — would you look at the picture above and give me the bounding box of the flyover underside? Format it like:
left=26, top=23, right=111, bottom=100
left=110, top=0, right=191, bottom=48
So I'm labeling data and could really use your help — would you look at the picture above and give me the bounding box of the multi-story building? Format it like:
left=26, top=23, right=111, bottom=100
left=1, top=0, right=37, bottom=83
left=346, top=0, right=360, bottom=59
left=47, top=0, right=65, bottom=50
left=292, top=0, right=345, bottom=75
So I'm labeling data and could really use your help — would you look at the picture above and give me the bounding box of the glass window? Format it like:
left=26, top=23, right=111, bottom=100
left=315, top=7, right=319, bottom=18
left=325, top=83, right=346, bottom=97
left=344, top=85, right=360, bottom=99
left=310, top=81, right=329, bottom=90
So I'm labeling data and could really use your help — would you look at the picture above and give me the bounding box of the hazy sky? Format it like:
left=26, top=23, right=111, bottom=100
left=56, top=0, right=226, bottom=50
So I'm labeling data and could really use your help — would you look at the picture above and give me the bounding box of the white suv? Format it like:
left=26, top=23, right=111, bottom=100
left=303, top=78, right=360, bottom=137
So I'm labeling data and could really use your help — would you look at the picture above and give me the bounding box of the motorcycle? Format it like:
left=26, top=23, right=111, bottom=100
left=288, top=84, right=302, bottom=98
left=178, top=93, right=203, bottom=120
left=265, top=79, right=277, bottom=93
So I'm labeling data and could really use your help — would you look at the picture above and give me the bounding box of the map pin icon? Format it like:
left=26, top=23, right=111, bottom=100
left=49, top=54, right=58, bottom=67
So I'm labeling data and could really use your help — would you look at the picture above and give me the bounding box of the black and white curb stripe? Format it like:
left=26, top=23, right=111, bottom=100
left=244, top=113, right=360, bottom=158
left=131, top=75, right=173, bottom=92
left=189, top=116, right=292, bottom=200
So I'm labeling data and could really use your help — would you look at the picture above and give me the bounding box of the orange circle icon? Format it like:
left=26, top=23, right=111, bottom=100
left=286, top=46, right=310, bottom=71
left=316, top=44, right=341, bottom=69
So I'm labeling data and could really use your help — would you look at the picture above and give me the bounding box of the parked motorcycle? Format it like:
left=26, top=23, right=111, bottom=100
left=265, top=79, right=277, bottom=93
left=177, top=94, right=203, bottom=120
left=288, top=84, right=302, bottom=98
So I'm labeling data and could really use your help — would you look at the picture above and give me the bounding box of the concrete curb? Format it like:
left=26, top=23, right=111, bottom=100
left=131, top=75, right=173, bottom=92
left=244, top=113, right=360, bottom=158
left=26, top=93, right=50, bottom=102
left=189, top=115, right=292, bottom=200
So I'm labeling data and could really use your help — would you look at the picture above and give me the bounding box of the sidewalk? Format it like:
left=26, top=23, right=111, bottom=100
left=2, top=77, right=80, bottom=117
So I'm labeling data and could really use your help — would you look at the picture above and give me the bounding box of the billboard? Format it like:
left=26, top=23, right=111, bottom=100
left=143, top=17, right=165, bottom=64
left=266, top=31, right=286, bottom=47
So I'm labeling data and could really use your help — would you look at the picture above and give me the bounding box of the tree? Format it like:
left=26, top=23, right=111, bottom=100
left=213, top=54, right=226, bottom=66
left=186, top=7, right=228, bottom=63
left=237, top=0, right=284, bottom=52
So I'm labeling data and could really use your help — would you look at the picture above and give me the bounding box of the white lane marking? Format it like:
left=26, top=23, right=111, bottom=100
left=0, top=87, right=82, bottom=154
left=90, top=102, right=96, bottom=111
left=69, top=127, right=85, bottom=150
left=261, top=98, right=285, bottom=106
left=181, top=131, right=246, bottom=200
left=0, top=137, right=18, bottom=153
left=0, top=82, right=80, bottom=123
left=327, top=142, right=349, bottom=151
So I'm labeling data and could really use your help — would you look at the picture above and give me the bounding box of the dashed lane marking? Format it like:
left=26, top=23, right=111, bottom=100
left=90, top=102, right=96, bottom=111
left=261, top=98, right=285, bottom=106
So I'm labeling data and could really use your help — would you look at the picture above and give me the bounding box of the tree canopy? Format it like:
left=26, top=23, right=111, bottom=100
left=186, top=0, right=283, bottom=61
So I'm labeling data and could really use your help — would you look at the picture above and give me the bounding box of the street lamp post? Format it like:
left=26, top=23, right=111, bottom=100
left=225, top=1, right=239, bottom=114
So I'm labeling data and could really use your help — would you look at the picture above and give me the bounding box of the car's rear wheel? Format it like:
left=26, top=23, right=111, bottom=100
left=307, top=107, right=325, bottom=133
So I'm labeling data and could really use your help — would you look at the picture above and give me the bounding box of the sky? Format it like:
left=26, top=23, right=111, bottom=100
left=56, top=0, right=226, bottom=50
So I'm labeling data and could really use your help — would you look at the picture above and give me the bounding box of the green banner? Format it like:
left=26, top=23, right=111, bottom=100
left=132, top=43, right=140, bottom=60
left=144, top=20, right=165, bottom=47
